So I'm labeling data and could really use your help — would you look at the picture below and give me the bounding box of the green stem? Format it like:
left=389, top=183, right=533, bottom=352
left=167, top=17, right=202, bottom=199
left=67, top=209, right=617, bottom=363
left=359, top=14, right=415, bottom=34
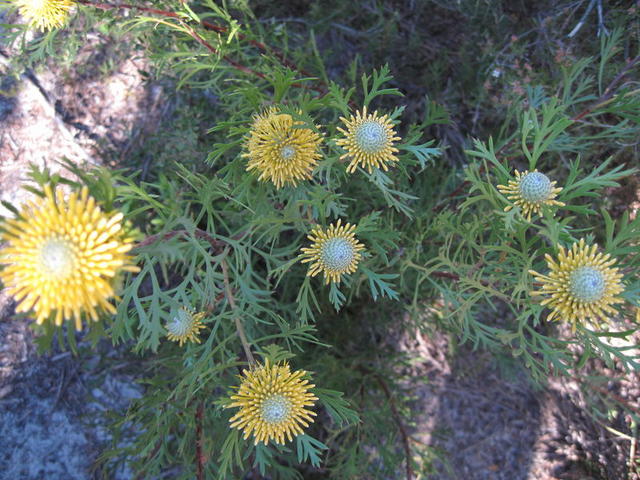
left=221, top=254, right=255, bottom=365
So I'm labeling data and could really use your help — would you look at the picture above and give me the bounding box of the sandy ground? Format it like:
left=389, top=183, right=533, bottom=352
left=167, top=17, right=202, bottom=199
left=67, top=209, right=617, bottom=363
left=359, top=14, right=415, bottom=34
left=0, top=321, right=142, bottom=480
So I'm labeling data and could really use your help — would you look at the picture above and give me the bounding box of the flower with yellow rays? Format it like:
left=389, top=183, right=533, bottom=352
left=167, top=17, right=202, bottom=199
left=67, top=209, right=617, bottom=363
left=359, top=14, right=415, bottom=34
left=300, top=219, right=365, bottom=284
left=529, top=238, right=625, bottom=329
left=243, top=108, right=323, bottom=189
left=14, top=0, right=75, bottom=31
left=335, top=106, right=401, bottom=174
left=226, top=360, right=318, bottom=445
left=0, top=185, right=139, bottom=330
left=165, top=307, right=206, bottom=346
left=497, top=169, right=564, bottom=220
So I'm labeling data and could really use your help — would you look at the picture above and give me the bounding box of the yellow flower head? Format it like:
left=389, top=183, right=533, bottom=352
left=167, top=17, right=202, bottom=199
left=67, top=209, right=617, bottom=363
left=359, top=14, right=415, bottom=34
left=335, top=106, right=401, bottom=174
left=243, top=108, right=323, bottom=189
left=0, top=185, right=139, bottom=330
left=299, top=219, right=365, bottom=284
left=226, top=360, right=318, bottom=445
left=165, top=307, right=206, bottom=346
left=529, top=238, right=625, bottom=329
left=497, top=169, right=565, bottom=220
left=14, top=0, right=74, bottom=31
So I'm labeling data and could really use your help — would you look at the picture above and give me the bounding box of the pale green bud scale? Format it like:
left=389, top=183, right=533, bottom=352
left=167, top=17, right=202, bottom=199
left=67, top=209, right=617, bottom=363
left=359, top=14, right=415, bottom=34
left=570, top=266, right=606, bottom=303
left=519, top=172, right=552, bottom=203
left=261, top=394, right=291, bottom=424
left=354, top=121, right=388, bottom=154
left=321, top=238, right=355, bottom=271
left=168, top=308, right=193, bottom=337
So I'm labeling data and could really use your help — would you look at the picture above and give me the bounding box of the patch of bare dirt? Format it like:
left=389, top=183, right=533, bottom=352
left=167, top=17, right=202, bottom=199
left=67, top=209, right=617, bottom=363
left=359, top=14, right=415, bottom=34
left=0, top=27, right=164, bottom=480
left=0, top=334, right=143, bottom=480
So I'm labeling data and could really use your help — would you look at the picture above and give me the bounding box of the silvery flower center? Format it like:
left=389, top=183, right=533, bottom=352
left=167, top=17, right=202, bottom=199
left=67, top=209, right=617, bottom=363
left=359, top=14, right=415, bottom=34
left=261, top=394, right=291, bottom=424
left=38, top=239, right=76, bottom=278
left=354, top=121, right=387, bottom=153
left=280, top=145, right=296, bottom=160
left=569, top=266, right=606, bottom=303
left=168, top=309, right=192, bottom=336
left=321, top=238, right=355, bottom=271
left=519, top=172, right=552, bottom=203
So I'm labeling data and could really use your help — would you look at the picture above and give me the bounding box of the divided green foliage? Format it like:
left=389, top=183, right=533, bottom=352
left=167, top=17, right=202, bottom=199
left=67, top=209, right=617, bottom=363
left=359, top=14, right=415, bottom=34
left=399, top=28, right=639, bottom=386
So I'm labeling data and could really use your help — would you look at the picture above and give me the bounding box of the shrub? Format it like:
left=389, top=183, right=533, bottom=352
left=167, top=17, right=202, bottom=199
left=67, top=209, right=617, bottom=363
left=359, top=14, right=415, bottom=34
left=1, top=1, right=638, bottom=478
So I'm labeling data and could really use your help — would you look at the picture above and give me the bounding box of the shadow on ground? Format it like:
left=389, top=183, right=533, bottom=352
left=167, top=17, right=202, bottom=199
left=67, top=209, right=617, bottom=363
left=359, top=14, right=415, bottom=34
left=426, top=354, right=541, bottom=479
left=402, top=327, right=633, bottom=480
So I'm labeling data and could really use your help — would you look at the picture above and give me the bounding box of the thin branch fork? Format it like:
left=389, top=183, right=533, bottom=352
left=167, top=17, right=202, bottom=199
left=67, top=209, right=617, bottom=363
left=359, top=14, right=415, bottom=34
left=374, top=374, right=414, bottom=480
left=221, top=254, right=256, bottom=365
left=78, top=0, right=327, bottom=95
left=136, top=229, right=255, bottom=364
left=357, top=366, right=414, bottom=480
left=134, top=228, right=227, bottom=252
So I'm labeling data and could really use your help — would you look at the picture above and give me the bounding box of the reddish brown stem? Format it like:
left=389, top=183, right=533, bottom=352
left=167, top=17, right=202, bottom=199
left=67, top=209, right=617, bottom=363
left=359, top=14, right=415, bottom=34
left=573, top=54, right=640, bottom=121
left=570, top=375, right=640, bottom=417
left=430, top=271, right=460, bottom=280
left=80, top=0, right=306, bottom=73
left=197, top=18, right=316, bottom=79
left=205, top=291, right=226, bottom=313
left=373, top=374, right=414, bottom=480
left=431, top=179, right=473, bottom=213
left=195, top=401, right=205, bottom=480
left=133, top=440, right=163, bottom=480
left=78, top=0, right=327, bottom=95
left=134, top=228, right=226, bottom=252
left=357, top=366, right=413, bottom=480
left=178, top=19, right=267, bottom=80
left=592, top=384, right=640, bottom=417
